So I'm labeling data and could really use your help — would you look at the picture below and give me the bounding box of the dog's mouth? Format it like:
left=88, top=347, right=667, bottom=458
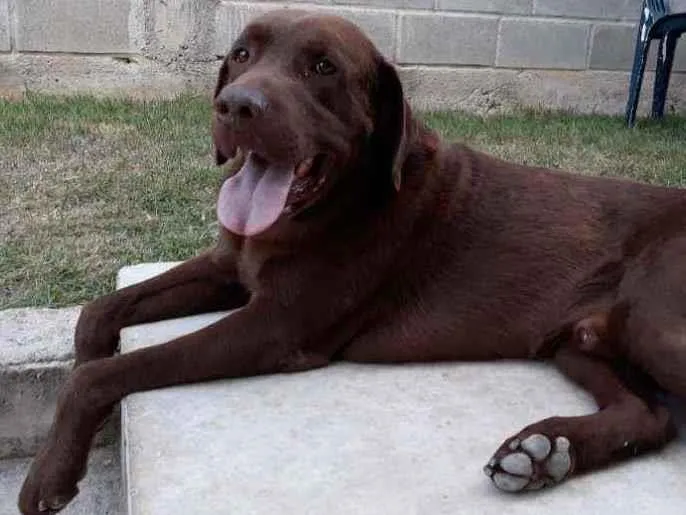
left=217, top=148, right=328, bottom=236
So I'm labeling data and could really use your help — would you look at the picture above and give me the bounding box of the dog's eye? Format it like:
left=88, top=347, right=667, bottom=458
left=313, top=58, right=336, bottom=76
left=231, top=47, right=250, bottom=64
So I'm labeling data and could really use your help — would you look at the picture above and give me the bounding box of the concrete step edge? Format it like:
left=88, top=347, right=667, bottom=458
left=1, top=307, right=119, bottom=459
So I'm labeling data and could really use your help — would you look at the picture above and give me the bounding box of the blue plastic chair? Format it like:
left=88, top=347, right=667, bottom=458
left=626, top=0, right=686, bottom=127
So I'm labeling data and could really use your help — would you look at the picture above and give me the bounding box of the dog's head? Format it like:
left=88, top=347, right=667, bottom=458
left=212, top=10, right=419, bottom=238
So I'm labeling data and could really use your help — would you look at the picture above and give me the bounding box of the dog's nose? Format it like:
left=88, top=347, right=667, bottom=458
left=215, top=86, right=268, bottom=123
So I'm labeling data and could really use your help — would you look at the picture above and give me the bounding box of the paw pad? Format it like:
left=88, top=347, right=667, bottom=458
left=483, top=434, right=572, bottom=492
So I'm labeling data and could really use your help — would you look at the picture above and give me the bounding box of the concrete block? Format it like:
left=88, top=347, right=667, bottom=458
left=214, top=2, right=274, bottom=57
left=398, top=13, right=498, bottom=65
left=333, top=0, right=433, bottom=10
left=437, top=0, right=532, bottom=15
left=139, top=0, right=222, bottom=62
left=240, top=0, right=333, bottom=4
left=533, top=0, right=640, bottom=21
left=118, top=262, right=686, bottom=515
left=0, top=0, right=9, bottom=51
left=497, top=18, right=590, bottom=70
left=590, top=23, right=641, bottom=71
left=215, top=2, right=396, bottom=60
left=0, top=307, right=79, bottom=367
left=590, top=23, right=686, bottom=72
left=15, top=0, right=131, bottom=53
left=0, top=307, right=118, bottom=459
left=312, top=5, right=396, bottom=59
left=152, top=0, right=379, bottom=62
left=146, top=0, right=195, bottom=54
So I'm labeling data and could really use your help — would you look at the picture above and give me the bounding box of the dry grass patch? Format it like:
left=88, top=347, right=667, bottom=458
left=1, top=94, right=219, bottom=307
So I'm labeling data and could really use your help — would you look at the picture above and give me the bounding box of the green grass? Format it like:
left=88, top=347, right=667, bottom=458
left=424, top=110, right=686, bottom=186
left=0, top=94, right=220, bottom=308
left=1, top=94, right=686, bottom=308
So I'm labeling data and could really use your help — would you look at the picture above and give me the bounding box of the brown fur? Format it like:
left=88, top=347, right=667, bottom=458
left=19, top=10, right=686, bottom=513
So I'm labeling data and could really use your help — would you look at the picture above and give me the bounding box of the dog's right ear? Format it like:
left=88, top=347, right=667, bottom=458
left=372, top=58, right=409, bottom=192
left=213, top=59, right=231, bottom=166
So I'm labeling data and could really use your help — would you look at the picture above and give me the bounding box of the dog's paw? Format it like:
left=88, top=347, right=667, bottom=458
left=483, top=434, right=573, bottom=492
left=18, top=450, right=81, bottom=515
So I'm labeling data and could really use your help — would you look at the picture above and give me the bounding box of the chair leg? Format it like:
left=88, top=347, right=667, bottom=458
left=626, top=32, right=651, bottom=128
left=652, top=32, right=679, bottom=119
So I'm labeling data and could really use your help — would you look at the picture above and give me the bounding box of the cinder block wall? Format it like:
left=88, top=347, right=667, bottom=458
left=1, top=0, right=685, bottom=114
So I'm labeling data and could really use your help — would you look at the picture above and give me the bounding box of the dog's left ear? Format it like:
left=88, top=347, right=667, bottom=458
left=372, top=58, right=408, bottom=192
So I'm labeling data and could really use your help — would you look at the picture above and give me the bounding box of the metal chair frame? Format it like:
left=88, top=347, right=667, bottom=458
left=626, top=0, right=686, bottom=127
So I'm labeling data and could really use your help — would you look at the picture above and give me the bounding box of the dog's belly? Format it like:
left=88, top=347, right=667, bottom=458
left=338, top=248, right=591, bottom=364
left=341, top=328, right=531, bottom=363
left=340, top=294, right=544, bottom=364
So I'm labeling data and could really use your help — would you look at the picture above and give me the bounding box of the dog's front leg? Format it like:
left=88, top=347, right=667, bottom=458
left=18, top=298, right=326, bottom=515
left=74, top=250, right=248, bottom=366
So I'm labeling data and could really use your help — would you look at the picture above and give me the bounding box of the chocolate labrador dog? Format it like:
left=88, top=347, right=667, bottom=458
left=19, top=9, right=686, bottom=513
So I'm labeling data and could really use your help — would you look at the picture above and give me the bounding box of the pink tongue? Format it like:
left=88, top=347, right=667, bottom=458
left=217, top=153, right=295, bottom=236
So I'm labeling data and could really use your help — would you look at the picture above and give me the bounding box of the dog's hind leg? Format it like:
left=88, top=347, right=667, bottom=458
left=614, top=236, right=686, bottom=398
left=620, top=306, right=686, bottom=398
left=484, top=347, right=676, bottom=492
left=74, top=250, right=247, bottom=365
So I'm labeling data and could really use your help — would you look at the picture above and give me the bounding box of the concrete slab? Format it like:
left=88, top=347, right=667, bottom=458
left=0, top=445, right=123, bottom=515
left=119, top=263, right=686, bottom=515
left=1, top=307, right=80, bottom=367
